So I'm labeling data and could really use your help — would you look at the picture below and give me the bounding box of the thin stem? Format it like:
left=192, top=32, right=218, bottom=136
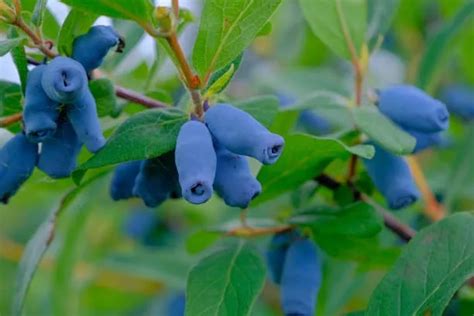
left=115, top=86, right=168, bottom=109
left=315, top=174, right=416, bottom=241
left=0, top=113, right=22, bottom=127
left=12, top=18, right=56, bottom=58
left=406, top=156, right=446, bottom=221
left=12, top=0, right=21, bottom=15
left=226, top=225, right=292, bottom=238
left=171, top=0, right=179, bottom=20
left=165, top=34, right=203, bottom=116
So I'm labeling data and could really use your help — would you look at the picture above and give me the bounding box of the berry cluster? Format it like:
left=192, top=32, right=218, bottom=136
left=440, top=85, right=474, bottom=120
left=364, top=85, right=450, bottom=209
left=266, top=231, right=322, bottom=316
left=0, top=26, right=120, bottom=204
left=111, top=104, right=285, bottom=208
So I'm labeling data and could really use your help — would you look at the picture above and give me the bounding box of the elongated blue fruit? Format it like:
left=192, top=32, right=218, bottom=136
left=440, top=85, right=474, bottom=120
left=363, top=144, right=420, bottom=210
left=175, top=121, right=216, bottom=204
left=281, top=238, right=322, bottom=316
left=166, top=292, right=185, bottom=316
left=133, top=151, right=179, bottom=208
left=0, top=134, right=38, bottom=204
left=23, top=65, right=60, bottom=142
left=213, top=140, right=261, bottom=208
left=378, top=85, right=449, bottom=133
left=72, top=25, right=121, bottom=74
left=205, top=104, right=284, bottom=164
left=266, top=231, right=297, bottom=284
left=41, top=56, right=105, bottom=152
left=110, top=161, right=141, bottom=201
left=37, top=117, right=82, bottom=179
left=124, top=209, right=158, bottom=243
left=298, top=110, right=331, bottom=135
left=406, top=129, right=443, bottom=153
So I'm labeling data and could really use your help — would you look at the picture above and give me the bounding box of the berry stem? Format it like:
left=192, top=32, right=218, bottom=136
left=406, top=156, right=446, bottom=221
left=0, top=113, right=22, bottom=127
left=315, top=174, right=416, bottom=241
left=226, top=225, right=293, bottom=238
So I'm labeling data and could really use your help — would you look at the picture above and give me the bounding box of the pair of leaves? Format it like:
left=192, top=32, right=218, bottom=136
left=186, top=241, right=266, bottom=316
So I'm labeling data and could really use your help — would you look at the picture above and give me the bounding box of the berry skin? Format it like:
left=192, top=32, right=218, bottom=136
left=124, top=209, right=158, bottom=244
left=133, top=151, right=180, bottom=208
left=266, top=231, right=297, bottom=285
left=37, top=117, right=82, bottom=179
left=72, top=26, right=121, bottom=74
left=110, top=161, right=142, bottom=201
left=0, top=134, right=38, bottom=204
left=298, top=110, right=331, bottom=136
left=440, top=85, right=474, bottom=120
left=23, top=65, right=60, bottom=142
left=363, top=144, right=420, bottom=210
left=281, top=238, right=322, bottom=316
left=41, top=57, right=105, bottom=152
left=166, top=292, right=185, bottom=316
left=175, top=120, right=216, bottom=204
left=213, top=139, right=261, bottom=208
left=204, top=104, right=284, bottom=165
left=378, top=85, right=449, bottom=133
left=406, top=129, right=443, bottom=154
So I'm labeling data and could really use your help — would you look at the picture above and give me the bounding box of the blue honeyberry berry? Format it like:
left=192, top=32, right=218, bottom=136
left=41, top=56, right=105, bottom=152
left=41, top=56, right=89, bottom=103
left=440, top=85, right=474, bottom=120
left=23, top=65, right=60, bottom=142
left=204, top=104, right=284, bottom=165
left=166, top=292, right=185, bottom=316
left=406, top=129, right=443, bottom=154
left=37, top=117, right=82, bottom=179
left=213, top=139, right=261, bottom=208
left=298, top=110, right=332, bottom=136
left=175, top=120, right=216, bottom=204
left=378, top=85, right=449, bottom=133
left=363, top=144, right=420, bottom=210
left=266, top=231, right=297, bottom=285
left=124, top=209, right=158, bottom=243
left=72, top=25, right=121, bottom=74
left=110, top=161, right=142, bottom=201
left=0, top=134, right=38, bottom=204
left=133, top=151, right=180, bottom=208
left=66, top=88, right=106, bottom=153
left=281, top=238, right=322, bottom=316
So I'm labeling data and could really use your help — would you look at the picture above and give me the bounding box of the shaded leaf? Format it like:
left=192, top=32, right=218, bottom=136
left=352, top=106, right=416, bottom=155
left=185, top=241, right=266, bottom=316
left=367, top=212, right=474, bottom=316
left=7, top=27, right=28, bottom=95
left=0, top=38, right=25, bottom=57
left=78, top=108, right=188, bottom=171
left=193, top=0, right=282, bottom=79
left=233, top=95, right=280, bottom=128
left=367, top=0, right=400, bottom=41
left=253, top=134, right=374, bottom=205
left=299, top=0, right=367, bottom=59
left=32, top=0, right=48, bottom=26
left=89, top=79, right=117, bottom=117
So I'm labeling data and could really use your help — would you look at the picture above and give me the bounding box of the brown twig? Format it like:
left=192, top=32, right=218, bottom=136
left=0, top=113, right=22, bottom=127
left=226, top=225, right=293, bottom=238
left=315, top=174, right=416, bottom=241
left=115, top=86, right=168, bottom=109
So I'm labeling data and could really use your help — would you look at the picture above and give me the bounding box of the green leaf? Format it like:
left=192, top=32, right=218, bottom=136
left=89, top=79, right=117, bottom=117
left=12, top=172, right=109, bottom=316
left=299, top=0, right=367, bottom=59
left=291, top=202, right=383, bottom=238
left=253, top=134, right=374, bottom=205
left=7, top=27, right=28, bottom=95
left=105, top=20, right=144, bottom=69
left=0, top=38, right=25, bottom=57
left=205, top=64, right=236, bottom=98
left=352, top=106, right=416, bottom=155
left=77, top=108, right=188, bottom=171
left=32, top=0, right=48, bottom=26
left=367, top=0, right=400, bottom=41
left=57, top=8, right=98, bottom=56
left=0, top=81, right=22, bottom=116
left=61, top=0, right=154, bottom=25
left=416, top=2, right=474, bottom=92
left=366, top=212, right=474, bottom=316
left=185, top=241, right=266, bottom=316
left=185, top=231, right=221, bottom=255
left=193, top=0, right=283, bottom=79
left=233, top=95, right=280, bottom=128
left=257, top=22, right=273, bottom=37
